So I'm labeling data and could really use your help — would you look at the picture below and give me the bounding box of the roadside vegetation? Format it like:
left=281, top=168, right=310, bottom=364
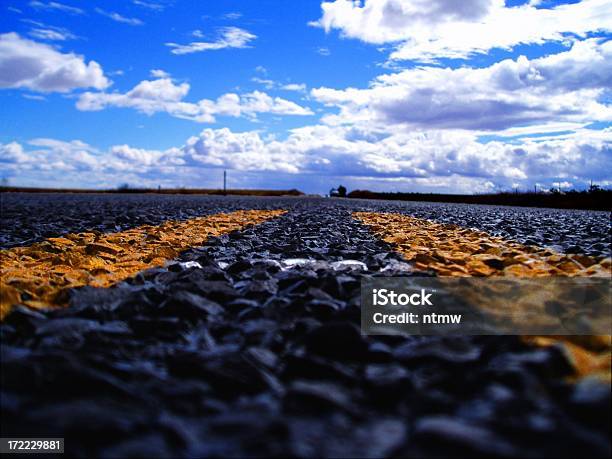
left=347, top=186, right=612, bottom=211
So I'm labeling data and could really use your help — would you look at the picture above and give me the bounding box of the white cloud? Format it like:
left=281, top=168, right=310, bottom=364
left=166, top=27, right=256, bottom=54
left=77, top=78, right=191, bottom=114
left=251, top=77, right=275, bottom=89
left=22, top=93, right=46, bottom=100
left=76, top=77, right=313, bottom=122
left=222, top=12, right=242, bottom=20
left=133, top=0, right=165, bottom=11
left=179, top=124, right=612, bottom=189
left=252, top=77, right=307, bottom=92
left=1, top=138, right=100, bottom=172
left=2, top=125, right=609, bottom=192
left=311, top=39, right=612, bottom=131
left=110, top=144, right=184, bottom=167
left=29, top=1, right=84, bottom=15
left=213, top=91, right=313, bottom=117
left=0, top=32, right=110, bottom=93
left=95, top=8, right=144, bottom=26
left=183, top=128, right=301, bottom=173
left=22, top=19, right=77, bottom=41
left=28, top=27, right=75, bottom=41
left=0, top=142, right=29, bottom=163
left=492, top=122, right=590, bottom=138
left=312, top=0, right=612, bottom=61
left=317, top=46, right=330, bottom=56
left=282, top=83, right=306, bottom=92
left=150, top=69, right=170, bottom=78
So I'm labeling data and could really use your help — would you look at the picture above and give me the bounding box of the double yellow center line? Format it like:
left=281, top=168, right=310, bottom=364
left=0, top=210, right=284, bottom=319
left=354, top=211, right=611, bottom=381
left=354, top=212, right=610, bottom=277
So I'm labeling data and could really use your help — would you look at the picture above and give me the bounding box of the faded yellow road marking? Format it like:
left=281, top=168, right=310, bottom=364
left=0, top=209, right=285, bottom=318
left=354, top=211, right=611, bottom=381
left=354, top=212, right=610, bottom=277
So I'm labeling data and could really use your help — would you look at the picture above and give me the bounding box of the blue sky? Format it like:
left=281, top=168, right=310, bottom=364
left=0, top=0, right=610, bottom=193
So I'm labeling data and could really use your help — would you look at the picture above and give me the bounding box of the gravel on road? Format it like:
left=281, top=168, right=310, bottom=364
left=2, top=194, right=610, bottom=258
left=0, top=210, right=283, bottom=318
left=1, top=199, right=610, bottom=457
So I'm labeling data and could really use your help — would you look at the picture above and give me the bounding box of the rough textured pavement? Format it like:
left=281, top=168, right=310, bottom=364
left=2, top=194, right=610, bottom=257
left=1, top=196, right=610, bottom=457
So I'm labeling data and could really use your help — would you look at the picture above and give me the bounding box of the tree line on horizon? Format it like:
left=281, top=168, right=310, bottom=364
left=345, top=185, right=611, bottom=211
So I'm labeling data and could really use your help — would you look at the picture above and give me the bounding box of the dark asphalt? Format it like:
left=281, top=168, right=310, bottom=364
left=1, top=193, right=610, bottom=257
left=1, top=200, right=609, bottom=457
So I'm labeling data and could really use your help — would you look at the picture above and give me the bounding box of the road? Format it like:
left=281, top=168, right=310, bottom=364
left=1, top=194, right=610, bottom=457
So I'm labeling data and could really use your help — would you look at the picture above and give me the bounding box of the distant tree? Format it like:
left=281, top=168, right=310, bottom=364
left=117, top=183, right=130, bottom=191
left=337, top=185, right=347, bottom=197
left=589, top=183, right=602, bottom=193
left=0, top=177, right=9, bottom=186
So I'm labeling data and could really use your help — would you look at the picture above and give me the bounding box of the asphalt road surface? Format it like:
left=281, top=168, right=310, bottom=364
left=1, top=193, right=610, bottom=457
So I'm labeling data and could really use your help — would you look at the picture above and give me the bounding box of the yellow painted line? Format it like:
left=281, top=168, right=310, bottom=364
left=353, top=212, right=610, bottom=277
left=0, top=209, right=285, bottom=319
left=354, top=211, right=611, bottom=382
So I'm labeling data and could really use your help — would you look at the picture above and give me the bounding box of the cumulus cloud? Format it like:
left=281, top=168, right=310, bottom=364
left=150, top=68, right=170, bottom=78
left=166, top=27, right=256, bottom=54
left=76, top=77, right=313, bottom=122
left=311, top=39, right=612, bottom=131
left=174, top=124, right=611, bottom=190
left=1, top=138, right=100, bottom=173
left=2, top=125, right=610, bottom=192
left=0, top=141, right=29, bottom=163
left=183, top=128, right=302, bottom=173
left=76, top=78, right=193, bottom=114
left=110, top=144, right=184, bottom=167
left=0, top=32, right=110, bottom=92
left=312, top=0, right=612, bottom=61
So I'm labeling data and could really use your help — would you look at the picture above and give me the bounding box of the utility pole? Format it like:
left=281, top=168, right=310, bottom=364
left=223, top=170, right=227, bottom=195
